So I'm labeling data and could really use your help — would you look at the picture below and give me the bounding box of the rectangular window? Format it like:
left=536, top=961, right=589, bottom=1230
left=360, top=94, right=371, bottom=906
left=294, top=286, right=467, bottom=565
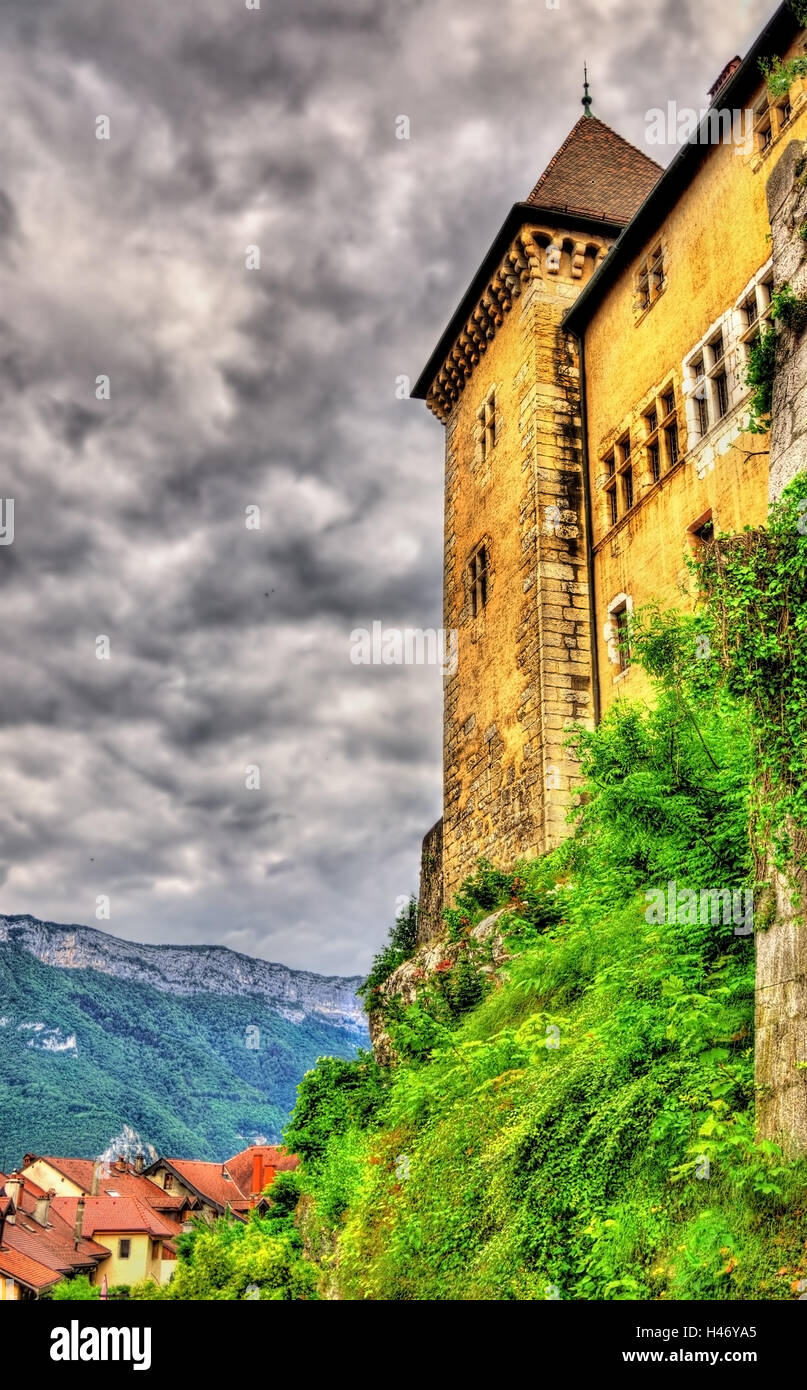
left=468, top=545, right=489, bottom=618
left=714, top=372, right=729, bottom=419
left=164, top=1173, right=174, bottom=1192
left=645, top=408, right=658, bottom=436
left=710, top=333, right=724, bottom=365
left=623, top=467, right=634, bottom=512
left=648, top=441, right=660, bottom=482
left=606, top=486, right=618, bottom=527
left=605, top=452, right=615, bottom=478
left=647, top=245, right=665, bottom=297
left=665, top=422, right=679, bottom=466
left=619, top=434, right=631, bottom=462
left=692, top=361, right=709, bottom=435
left=476, top=393, right=496, bottom=461
left=662, top=390, right=675, bottom=420
left=635, top=245, right=665, bottom=314
left=754, top=98, right=773, bottom=152
left=119, top=1239, right=131, bottom=1259
left=614, top=605, right=632, bottom=672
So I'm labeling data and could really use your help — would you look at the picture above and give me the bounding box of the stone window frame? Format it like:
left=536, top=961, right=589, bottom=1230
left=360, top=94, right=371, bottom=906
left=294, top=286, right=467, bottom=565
left=604, top=592, right=634, bottom=679
left=616, top=433, right=634, bottom=515
left=597, top=377, right=683, bottom=539
left=642, top=380, right=681, bottom=486
left=752, top=85, right=796, bottom=158
left=682, top=309, right=744, bottom=452
left=749, top=48, right=807, bottom=171
left=734, top=261, right=774, bottom=367
left=475, top=387, right=497, bottom=462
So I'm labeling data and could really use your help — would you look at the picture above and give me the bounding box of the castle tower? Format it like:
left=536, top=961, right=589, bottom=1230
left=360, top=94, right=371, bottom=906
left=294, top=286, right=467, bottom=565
left=413, top=105, right=662, bottom=934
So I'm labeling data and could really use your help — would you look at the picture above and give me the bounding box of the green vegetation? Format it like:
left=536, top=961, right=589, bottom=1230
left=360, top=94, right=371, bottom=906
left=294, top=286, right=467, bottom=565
left=269, top=592, right=807, bottom=1300
left=745, top=325, right=777, bottom=433
left=760, top=53, right=807, bottom=99
left=745, top=285, right=807, bottom=434
left=356, top=896, right=418, bottom=1000
left=698, top=473, right=807, bottom=863
left=0, top=948, right=364, bottom=1168
left=50, top=1274, right=98, bottom=1300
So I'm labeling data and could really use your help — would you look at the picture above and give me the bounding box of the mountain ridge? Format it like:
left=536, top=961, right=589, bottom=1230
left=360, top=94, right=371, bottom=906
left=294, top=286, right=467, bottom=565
left=0, top=914, right=366, bottom=1033
left=0, top=913, right=369, bottom=1168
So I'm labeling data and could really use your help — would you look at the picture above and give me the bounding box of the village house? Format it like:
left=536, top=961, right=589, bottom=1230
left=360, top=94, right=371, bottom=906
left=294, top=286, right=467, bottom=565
left=0, top=1170, right=109, bottom=1300
left=145, top=1144, right=300, bottom=1221
left=0, top=1143, right=300, bottom=1297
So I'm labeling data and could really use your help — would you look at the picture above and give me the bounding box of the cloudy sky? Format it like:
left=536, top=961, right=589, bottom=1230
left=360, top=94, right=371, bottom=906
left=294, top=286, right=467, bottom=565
left=0, top=0, right=775, bottom=975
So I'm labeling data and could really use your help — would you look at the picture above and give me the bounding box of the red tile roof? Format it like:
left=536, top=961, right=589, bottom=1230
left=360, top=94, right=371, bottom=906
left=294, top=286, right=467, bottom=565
left=158, top=1160, right=250, bottom=1211
left=25, top=1156, right=184, bottom=1209
left=153, top=1146, right=299, bottom=1211
left=526, top=116, right=662, bottom=225
left=52, top=1195, right=182, bottom=1241
left=0, top=1172, right=110, bottom=1291
left=0, top=1245, right=60, bottom=1290
left=226, top=1145, right=300, bottom=1195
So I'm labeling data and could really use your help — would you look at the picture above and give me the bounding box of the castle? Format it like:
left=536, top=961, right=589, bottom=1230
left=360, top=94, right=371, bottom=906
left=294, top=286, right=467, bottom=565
left=413, top=1, right=807, bottom=940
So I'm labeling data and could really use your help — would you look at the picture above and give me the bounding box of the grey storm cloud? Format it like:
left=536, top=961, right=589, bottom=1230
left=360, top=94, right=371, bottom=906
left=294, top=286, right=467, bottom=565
left=0, top=0, right=774, bottom=973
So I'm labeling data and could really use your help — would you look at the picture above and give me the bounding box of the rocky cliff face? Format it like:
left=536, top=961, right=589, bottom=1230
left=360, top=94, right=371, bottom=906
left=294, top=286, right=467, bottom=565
left=0, top=914, right=366, bottom=1036
left=369, top=908, right=508, bottom=1063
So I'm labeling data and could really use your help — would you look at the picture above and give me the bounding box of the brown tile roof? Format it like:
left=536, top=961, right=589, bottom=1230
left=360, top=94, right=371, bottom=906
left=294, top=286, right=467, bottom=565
left=52, top=1195, right=182, bottom=1241
left=526, top=115, right=662, bottom=225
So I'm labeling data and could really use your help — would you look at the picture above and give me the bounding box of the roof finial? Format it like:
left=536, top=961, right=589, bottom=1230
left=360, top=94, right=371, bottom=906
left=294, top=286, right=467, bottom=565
left=582, top=62, right=593, bottom=118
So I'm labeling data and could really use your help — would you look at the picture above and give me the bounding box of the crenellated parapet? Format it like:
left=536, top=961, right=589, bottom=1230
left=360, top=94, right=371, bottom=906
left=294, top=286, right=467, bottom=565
left=426, top=226, right=609, bottom=421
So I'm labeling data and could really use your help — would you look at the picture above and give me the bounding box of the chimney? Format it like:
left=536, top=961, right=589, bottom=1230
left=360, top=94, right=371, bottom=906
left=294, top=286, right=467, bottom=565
left=251, top=1149, right=263, bottom=1205
left=4, top=1173, right=23, bottom=1211
left=115, top=1154, right=126, bottom=1173
left=34, top=1189, right=54, bottom=1227
left=134, top=1153, right=144, bottom=1175
left=708, top=56, right=741, bottom=104
left=73, top=1197, right=85, bottom=1241
left=91, top=1164, right=101, bottom=1195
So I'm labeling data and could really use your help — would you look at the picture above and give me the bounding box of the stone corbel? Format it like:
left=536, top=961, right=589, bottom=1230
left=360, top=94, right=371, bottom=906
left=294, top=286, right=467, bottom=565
left=545, top=238, right=563, bottom=274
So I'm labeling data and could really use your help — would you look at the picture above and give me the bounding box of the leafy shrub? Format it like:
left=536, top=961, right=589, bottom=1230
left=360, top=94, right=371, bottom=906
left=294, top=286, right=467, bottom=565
left=357, top=897, right=418, bottom=1001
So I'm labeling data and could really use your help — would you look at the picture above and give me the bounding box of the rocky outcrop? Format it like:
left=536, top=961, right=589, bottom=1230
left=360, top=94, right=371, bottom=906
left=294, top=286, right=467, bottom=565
left=0, top=914, right=367, bottom=1037
left=369, top=909, right=509, bottom=1063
